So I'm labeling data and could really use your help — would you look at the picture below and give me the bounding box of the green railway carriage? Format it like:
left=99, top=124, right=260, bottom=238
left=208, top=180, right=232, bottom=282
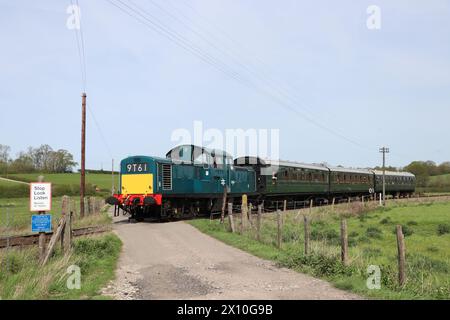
left=234, top=157, right=330, bottom=201
left=328, top=167, right=374, bottom=196
left=262, top=160, right=329, bottom=196
left=373, top=170, right=416, bottom=195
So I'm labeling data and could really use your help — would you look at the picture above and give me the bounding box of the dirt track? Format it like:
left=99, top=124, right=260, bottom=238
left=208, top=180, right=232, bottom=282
left=102, top=215, right=361, bottom=300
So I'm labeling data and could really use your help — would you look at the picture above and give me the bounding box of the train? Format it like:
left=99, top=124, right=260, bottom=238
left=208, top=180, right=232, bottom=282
left=106, top=144, right=416, bottom=221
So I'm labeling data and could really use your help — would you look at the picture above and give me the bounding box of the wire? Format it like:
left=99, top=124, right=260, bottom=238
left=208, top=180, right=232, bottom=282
left=75, top=0, right=87, bottom=91
left=107, top=0, right=373, bottom=152
left=70, top=0, right=86, bottom=91
left=69, top=0, right=114, bottom=162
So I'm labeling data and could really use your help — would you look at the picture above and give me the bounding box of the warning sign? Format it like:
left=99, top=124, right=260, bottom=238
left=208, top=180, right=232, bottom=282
left=30, top=182, right=52, bottom=212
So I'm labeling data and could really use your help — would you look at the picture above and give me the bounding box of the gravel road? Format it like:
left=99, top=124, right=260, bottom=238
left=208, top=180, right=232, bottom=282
left=102, top=215, right=361, bottom=300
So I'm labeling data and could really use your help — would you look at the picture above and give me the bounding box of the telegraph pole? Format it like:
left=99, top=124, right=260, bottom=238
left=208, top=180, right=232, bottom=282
left=111, top=158, right=115, bottom=195
left=80, top=92, right=86, bottom=218
left=379, top=146, right=390, bottom=206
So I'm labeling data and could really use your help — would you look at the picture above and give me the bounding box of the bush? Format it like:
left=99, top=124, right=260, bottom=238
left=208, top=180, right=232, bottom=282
left=379, top=217, right=391, bottom=225
left=407, top=220, right=418, bottom=226
left=393, top=225, right=414, bottom=237
left=437, top=224, right=450, bottom=236
left=407, top=253, right=449, bottom=274
left=310, top=228, right=340, bottom=245
left=74, top=234, right=120, bottom=258
left=366, top=227, right=382, bottom=239
left=294, top=254, right=355, bottom=277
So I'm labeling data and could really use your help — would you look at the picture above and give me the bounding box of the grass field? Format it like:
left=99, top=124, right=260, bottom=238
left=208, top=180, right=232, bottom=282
left=0, top=196, right=111, bottom=236
left=0, top=173, right=120, bottom=198
left=3, top=173, right=119, bottom=192
left=190, top=199, right=450, bottom=299
left=0, top=233, right=121, bottom=299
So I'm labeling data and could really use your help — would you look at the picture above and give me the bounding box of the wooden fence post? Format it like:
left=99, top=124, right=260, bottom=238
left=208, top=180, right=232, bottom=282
left=84, top=197, right=89, bottom=216
left=241, top=194, right=248, bottom=233
left=65, top=210, right=73, bottom=252
left=309, top=199, right=313, bottom=215
left=277, top=210, right=282, bottom=249
left=303, top=215, right=310, bottom=255
left=42, top=215, right=66, bottom=265
left=60, top=195, right=69, bottom=253
left=257, top=204, right=262, bottom=241
left=228, top=202, right=235, bottom=233
left=283, top=200, right=287, bottom=212
left=340, top=219, right=348, bottom=266
left=396, top=225, right=406, bottom=286
left=332, top=197, right=335, bottom=212
left=248, top=203, right=253, bottom=226
left=90, top=197, right=96, bottom=214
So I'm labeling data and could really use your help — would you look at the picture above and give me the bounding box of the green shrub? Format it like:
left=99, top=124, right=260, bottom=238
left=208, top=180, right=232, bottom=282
left=349, top=231, right=359, bottom=238
left=393, top=225, right=414, bottom=237
left=407, top=253, right=449, bottom=274
left=426, top=246, right=439, bottom=253
left=437, top=224, right=450, bottom=236
left=379, top=217, right=391, bottom=224
left=407, top=220, right=418, bottom=226
left=366, top=226, right=382, bottom=239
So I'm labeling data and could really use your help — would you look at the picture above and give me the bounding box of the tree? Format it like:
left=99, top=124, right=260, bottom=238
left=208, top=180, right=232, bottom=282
left=438, top=162, right=450, bottom=175
left=9, top=152, right=35, bottom=173
left=48, top=149, right=77, bottom=173
left=0, top=144, right=10, bottom=163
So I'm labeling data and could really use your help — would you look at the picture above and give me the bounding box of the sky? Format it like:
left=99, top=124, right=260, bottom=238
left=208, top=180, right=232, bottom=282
left=1, top=0, right=449, bottom=171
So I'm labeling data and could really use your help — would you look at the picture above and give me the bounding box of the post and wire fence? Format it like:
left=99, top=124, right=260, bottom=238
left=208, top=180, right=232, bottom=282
left=217, top=194, right=450, bottom=288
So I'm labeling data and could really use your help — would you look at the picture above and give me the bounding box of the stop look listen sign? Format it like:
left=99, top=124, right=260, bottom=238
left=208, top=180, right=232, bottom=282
left=30, top=182, right=52, bottom=212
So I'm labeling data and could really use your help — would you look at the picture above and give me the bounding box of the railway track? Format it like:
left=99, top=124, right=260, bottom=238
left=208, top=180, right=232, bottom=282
left=0, top=225, right=111, bottom=249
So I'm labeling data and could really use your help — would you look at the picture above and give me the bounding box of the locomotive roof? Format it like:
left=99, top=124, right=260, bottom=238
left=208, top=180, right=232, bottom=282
left=166, top=144, right=232, bottom=159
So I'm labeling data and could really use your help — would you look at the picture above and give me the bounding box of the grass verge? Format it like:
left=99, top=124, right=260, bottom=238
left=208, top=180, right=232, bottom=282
left=189, top=200, right=450, bottom=300
left=0, top=233, right=121, bottom=299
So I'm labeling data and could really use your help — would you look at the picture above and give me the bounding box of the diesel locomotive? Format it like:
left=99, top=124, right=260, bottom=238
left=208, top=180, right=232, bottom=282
left=106, top=144, right=416, bottom=221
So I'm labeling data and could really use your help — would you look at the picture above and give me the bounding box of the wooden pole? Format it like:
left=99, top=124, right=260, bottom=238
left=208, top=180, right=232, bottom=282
left=283, top=200, right=287, bottom=212
left=248, top=203, right=253, bottom=226
left=340, top=219, right=348, bottom=266
left=65, top=210, right=73, bottom=252
left=37, top=175, right=46, bottom=263
left=332, top=197, right=335, bottom=212
left=220, top=185, right=227, bottom=223
left=227, top=202, right=235, bottom=233
left=309, top=199, right=313, bottom=215
left=42, top=216, right=66, bottom=265
left=256, top=204, right=262, bottom=241
left=111, top=158, right=115, bottom=196
left=80, top=92, right=86, bottom=218
left=277, top=210, right=282, bottom=249
left=60, top=195, right=69, bottom=253
left=396, top=225, right=406, bottom=286
left=303, top=215, right=309, bottom=255
left=241, top=194, right=248, bottom=233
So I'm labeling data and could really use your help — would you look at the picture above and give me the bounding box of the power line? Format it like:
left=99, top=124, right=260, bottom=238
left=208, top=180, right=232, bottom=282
left=69, top=0, right=114, bottom=162
left=168, top=0, right=345, bottom=135
left=107, top=0, right=372, bottom=152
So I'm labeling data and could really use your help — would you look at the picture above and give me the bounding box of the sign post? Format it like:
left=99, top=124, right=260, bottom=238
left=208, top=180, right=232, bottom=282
left=30, top=179, right=52, bottom=262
